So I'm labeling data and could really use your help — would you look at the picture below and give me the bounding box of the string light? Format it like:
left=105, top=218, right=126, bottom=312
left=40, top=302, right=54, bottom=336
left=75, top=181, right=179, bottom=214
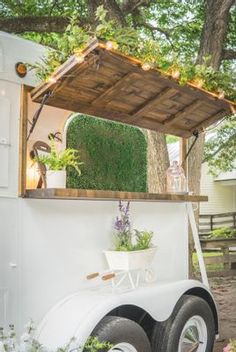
left=105, top=41, right=115, bottom=50
left=195, top=78, right=204, bottom=88
left=172, top=70, right=180, bottom=79
left=1, top=89, right=5, bottom=96
left=142, top=62, right=151, bottom=71
left=218, top=91, right=225, bottom=99
left=48, top=76, right=57, bottom=84
left=75, top=55, right=85, bottom=64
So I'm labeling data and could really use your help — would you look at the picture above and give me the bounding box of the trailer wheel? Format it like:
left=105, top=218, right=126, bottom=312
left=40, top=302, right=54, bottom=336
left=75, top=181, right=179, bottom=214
left=91, top=316, right=151, bottom=352
left=152, top=295, right=215, bottom=352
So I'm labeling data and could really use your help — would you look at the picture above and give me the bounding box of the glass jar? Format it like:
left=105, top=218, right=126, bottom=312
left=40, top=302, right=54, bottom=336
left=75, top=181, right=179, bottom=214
left=166, top=160, right=187, bottom=194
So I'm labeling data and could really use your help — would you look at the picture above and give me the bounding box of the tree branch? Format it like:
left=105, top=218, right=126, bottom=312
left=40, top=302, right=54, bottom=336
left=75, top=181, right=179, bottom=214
left=122, top=0, right=151, bottom=14
left=203, top=131, right=236, bottom=163
left=140, top=21, right=171, bottom=39
left=0, top=16, right=87, bottom=33
left=223, top=48, right=236, bottom=60
left=136, top=21, right=174, bottom=48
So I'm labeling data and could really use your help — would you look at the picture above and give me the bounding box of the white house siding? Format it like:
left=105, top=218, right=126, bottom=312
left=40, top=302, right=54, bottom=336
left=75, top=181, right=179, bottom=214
left=200, top=163, right=236, bottom=214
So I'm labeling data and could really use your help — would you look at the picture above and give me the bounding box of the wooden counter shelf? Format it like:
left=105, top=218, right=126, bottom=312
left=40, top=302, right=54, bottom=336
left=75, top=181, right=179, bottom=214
left=25, top=188, right=208, bottom=202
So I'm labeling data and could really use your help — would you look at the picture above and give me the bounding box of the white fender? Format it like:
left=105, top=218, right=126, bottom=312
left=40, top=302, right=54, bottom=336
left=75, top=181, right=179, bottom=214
left=36, top=279, right=216, bottom=349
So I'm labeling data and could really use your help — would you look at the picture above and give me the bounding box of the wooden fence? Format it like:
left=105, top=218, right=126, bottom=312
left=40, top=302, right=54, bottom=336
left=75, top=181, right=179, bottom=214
left=199, top=212, right=236, bottom=235
left=198, top=212, right=236, bottom=276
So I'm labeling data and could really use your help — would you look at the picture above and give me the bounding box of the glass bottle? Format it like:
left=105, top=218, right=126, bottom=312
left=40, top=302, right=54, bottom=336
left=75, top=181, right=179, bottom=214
left=166, top=160, right=187, bottom=194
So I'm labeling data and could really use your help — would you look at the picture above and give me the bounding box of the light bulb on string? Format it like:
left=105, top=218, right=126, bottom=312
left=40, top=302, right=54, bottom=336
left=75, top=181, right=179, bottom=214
left=75, top=55, right=85, bottom=64
left=142, top=62, right=151, bottom=71
left=172, top=70, right=180, bottom=79
left=218, top=91, right=225, bottom=99
left=195, top=78, right=204, bottom=89
left=106, top=41, right=114, bottom=50
left=48, top=76, right=57, bottom=84
left=105, top=41, right=118, bottom=50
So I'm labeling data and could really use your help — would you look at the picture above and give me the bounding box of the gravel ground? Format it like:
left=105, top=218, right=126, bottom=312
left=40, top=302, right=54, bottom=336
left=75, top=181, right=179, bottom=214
left=210, top=276, right=236, bottom=352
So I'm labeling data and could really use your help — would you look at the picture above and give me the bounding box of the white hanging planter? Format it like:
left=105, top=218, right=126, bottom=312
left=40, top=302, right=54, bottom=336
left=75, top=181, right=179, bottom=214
left=46, top=170, right=66, bottom=188
left=104, top=247, right=157, bottom=271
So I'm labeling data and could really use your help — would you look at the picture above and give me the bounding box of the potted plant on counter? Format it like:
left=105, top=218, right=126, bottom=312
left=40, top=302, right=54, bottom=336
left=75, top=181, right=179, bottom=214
left=35, top=139, right=83, bottom=188
left=104, top=201, right=157, bottom=272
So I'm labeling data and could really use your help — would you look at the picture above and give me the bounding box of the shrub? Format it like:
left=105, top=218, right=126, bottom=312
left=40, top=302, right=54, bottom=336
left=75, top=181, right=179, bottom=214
left=209, top=227, right=236, bottom=239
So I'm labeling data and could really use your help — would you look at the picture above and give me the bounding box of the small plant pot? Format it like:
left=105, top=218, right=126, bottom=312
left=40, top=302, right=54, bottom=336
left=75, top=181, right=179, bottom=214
left=104, top=247, right=157, bottom=271
left=46, top=170, right=66, bottom=188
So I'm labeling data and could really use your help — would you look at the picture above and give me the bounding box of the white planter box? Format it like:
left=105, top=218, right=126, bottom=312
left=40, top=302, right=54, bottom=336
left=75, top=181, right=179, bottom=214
left=46, top=170, right=66, bottom=188
left=104, top=247, right=157, bottom=271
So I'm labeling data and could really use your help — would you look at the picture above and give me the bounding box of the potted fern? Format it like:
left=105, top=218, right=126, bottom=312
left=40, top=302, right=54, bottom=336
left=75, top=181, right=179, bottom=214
left=36, top=139, right=83, bottom=188
left=104, top=201, right=157, bottom=271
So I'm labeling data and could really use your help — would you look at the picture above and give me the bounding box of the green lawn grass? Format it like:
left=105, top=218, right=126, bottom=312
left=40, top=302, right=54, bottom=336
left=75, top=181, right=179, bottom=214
left=193, top=251, right=224, bottom=272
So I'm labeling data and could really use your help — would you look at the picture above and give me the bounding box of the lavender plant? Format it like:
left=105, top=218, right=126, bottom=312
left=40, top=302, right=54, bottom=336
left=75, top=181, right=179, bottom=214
left=114, top=201, right=132, bottom=251
left=114, top=201, right=155, bottom=251
left=0, top=322, right=111, bottom=352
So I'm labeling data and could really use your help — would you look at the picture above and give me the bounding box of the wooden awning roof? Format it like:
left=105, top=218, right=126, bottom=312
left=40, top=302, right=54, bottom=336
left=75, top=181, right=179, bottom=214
left=31, top=39, right=235, bottom=138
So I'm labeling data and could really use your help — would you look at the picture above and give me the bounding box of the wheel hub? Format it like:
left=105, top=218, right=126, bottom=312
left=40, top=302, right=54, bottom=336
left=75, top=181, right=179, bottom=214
left=178, top=315, right=207, bottom=352
left=109, top=342, right=138, bottom=352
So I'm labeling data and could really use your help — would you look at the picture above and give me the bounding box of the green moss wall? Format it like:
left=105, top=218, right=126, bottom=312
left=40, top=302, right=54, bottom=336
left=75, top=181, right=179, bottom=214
left=66, top=115, right=147, bottom=192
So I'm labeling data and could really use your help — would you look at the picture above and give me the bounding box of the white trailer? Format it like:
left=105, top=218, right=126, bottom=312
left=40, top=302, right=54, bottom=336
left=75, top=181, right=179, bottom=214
left=1, top=31, right=234, bottom=352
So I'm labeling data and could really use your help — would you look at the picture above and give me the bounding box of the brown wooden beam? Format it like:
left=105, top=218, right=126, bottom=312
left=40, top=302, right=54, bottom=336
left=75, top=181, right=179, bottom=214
left=91, top=72, right=135, bottom=105
left=164, top=100, right=202, bottom=126
left=18, top=85, right=32, bottom=196
left=180, top=138, right=188, bottom=174
left=129, top=87, right=178, bottom=123
left=190, top=110, right=226, bottom=133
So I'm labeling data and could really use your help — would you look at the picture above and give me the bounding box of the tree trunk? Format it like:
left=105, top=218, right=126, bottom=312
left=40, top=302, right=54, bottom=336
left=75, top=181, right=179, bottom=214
left=190, top=0, right=234, bottom=196
left=188, top=134, right=205, bottom=195
left=87, top=0, right=127, bottom=26
left=144, top=130, right=169, bottom=193
left=197, top=0, right=235, bottom=70
left=188, top=0, right=234, bottom=277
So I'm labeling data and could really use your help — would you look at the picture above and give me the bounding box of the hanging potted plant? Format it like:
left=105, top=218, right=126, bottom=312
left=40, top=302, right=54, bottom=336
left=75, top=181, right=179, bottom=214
left=104, top=201, right=157, bottom=271
left=35, top=139, right=83, bottom=188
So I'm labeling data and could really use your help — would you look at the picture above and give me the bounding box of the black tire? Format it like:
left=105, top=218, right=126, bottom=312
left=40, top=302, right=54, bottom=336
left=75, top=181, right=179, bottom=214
left=91, top=316, right=152, bottom=351
left=152, top=295, right=216, bottom=352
